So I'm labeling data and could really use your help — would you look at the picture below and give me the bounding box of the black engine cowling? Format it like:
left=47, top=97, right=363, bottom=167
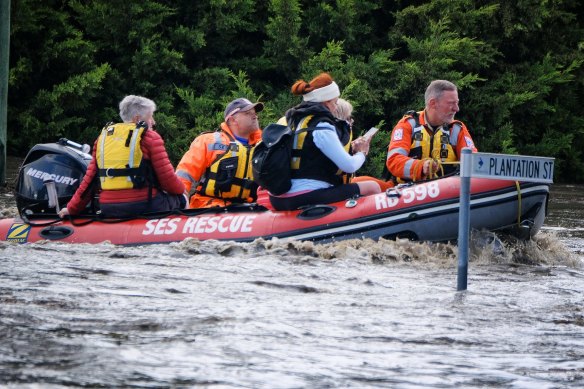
left=15, top=139, right=92, bottom=217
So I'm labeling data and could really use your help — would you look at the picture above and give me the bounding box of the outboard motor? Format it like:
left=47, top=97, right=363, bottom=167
left=15, top=138, right=92, bottom=217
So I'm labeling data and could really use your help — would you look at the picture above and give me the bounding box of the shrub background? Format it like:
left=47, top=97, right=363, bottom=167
left=7, top=0, right=584, bottom=182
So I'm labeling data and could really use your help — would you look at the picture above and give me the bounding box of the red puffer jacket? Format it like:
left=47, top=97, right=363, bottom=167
left=66, top=129, right=185, bottom=215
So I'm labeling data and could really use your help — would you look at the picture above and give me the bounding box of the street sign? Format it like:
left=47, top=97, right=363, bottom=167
left=470, top=152, right=554, bottom=184
left=457, top=149, right=555, bottom=291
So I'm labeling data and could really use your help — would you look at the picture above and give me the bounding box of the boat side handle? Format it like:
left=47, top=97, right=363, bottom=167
left=39, top=226, right=74, bottom=240
left=297, top=205, right=336, bottom=220
left=386, top=188, right=402, bottom=198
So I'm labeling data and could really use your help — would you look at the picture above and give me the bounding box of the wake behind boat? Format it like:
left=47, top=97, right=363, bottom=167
left=0, top=140, right=549, bottom=246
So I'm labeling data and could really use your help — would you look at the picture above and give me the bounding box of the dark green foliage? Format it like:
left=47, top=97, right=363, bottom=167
left=7, top=0, right=584, bottom=182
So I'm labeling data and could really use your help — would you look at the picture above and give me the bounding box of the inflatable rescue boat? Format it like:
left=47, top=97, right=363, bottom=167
left=0, top=140, right=550, bottom=246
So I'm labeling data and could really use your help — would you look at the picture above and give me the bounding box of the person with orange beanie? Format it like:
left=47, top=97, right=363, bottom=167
left=268, top=73, right=381, bottom=211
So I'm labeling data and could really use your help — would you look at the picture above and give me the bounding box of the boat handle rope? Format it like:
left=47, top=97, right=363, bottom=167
left=66, top=207, right=214, bottom=226
left=63, top=203, right=266, bottom=226
left=416, top=158, right=462, bottom=181
left=15, top=207, right=216, bottom=228
left=386, top=187, right=402, bottom=198
left=19, top=213, right=63, bottom=227
left=425, top=158, right=445, bottom=179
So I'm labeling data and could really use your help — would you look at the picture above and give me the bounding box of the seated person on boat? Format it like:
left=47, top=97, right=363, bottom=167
left=332, top=98, right=395, bottom=191
left=58, top=95, right=186, bottom=218
left=386, top=80, right=477, bottom=184
left=268, top=73, right=381, bottom=211
left=176, top=98, right=264, bottom=208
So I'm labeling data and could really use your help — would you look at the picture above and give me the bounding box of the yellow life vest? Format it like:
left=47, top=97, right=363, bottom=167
left=407, top=115, right=458, bottom=163
left=198, top=132, right=257, bottom=202
left=96, top=122, right=148, bottom=190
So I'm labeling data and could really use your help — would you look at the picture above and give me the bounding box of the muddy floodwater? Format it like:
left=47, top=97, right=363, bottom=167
left=0, top=157, right=583, bottom=388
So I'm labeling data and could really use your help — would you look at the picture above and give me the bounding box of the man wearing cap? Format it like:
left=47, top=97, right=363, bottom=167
left=176, top=98, right=264, bottom=208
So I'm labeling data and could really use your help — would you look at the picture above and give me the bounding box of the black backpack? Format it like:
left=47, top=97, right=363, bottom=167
left=251, top=123, right=293, bottom=195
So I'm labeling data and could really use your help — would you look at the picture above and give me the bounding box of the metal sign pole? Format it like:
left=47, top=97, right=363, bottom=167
left=0, top=0, right=10, bottom=185
left=457, top=148, right=472, bottom=291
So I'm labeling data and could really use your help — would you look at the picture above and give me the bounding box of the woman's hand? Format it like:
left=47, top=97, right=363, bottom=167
left=351, top=136, right=371, bottom=156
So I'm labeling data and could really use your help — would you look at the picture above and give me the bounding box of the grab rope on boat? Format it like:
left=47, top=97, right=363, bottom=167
left=426, top=158, right=444, bottom=179
left=19, top=213, right=63, bottom=228
left=415, top=158, right=462, bottom=181
left=60, top=202, right=269, bottom=226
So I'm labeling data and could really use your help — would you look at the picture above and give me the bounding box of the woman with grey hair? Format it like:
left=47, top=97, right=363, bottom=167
left=59, top=95, right=186, bottom=218
left=119, top=95, right=157, bottom=124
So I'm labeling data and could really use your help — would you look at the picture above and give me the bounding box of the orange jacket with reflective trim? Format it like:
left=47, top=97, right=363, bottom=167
left=176, top=122, right=262, bottom=208
left=386, top=110, right=477, bottom=181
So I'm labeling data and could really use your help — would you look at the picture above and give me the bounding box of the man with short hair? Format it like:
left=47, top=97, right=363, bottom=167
left=176, top=98, right=264, bottom=208
left=386, top=80, right=477, bottom=183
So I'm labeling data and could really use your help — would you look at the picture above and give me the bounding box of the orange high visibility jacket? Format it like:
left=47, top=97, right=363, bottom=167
left=176, top=123, right=262, bottom=208
left=386, top=110, right=477, bottom=182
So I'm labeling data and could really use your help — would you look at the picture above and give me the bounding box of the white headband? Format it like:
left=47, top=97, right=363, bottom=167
left=302, top=82, right=340, bottom=102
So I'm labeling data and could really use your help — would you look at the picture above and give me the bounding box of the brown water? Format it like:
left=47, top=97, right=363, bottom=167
left=0, top=157, right=583, bottom=388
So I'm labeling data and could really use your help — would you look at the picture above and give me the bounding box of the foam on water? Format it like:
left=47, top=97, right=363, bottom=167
left=169, top=232, right=582, bottom=270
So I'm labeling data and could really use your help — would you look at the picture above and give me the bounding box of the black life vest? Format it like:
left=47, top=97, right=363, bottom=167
left=286, top=102, right=353, bottom=185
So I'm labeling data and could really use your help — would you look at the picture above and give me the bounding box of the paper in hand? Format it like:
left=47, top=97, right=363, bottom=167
left=363, top=127, right=379, bottom=140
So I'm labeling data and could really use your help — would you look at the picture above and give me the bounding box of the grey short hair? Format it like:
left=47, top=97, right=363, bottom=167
left=333, top=98, right=353, bottom=122
left=119, top=95, right=157, bottom=123
left=424, top=80, right=457, bottom=106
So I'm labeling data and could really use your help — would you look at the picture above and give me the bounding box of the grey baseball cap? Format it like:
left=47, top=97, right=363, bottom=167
left=224, top=98, right=264, bottom=120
